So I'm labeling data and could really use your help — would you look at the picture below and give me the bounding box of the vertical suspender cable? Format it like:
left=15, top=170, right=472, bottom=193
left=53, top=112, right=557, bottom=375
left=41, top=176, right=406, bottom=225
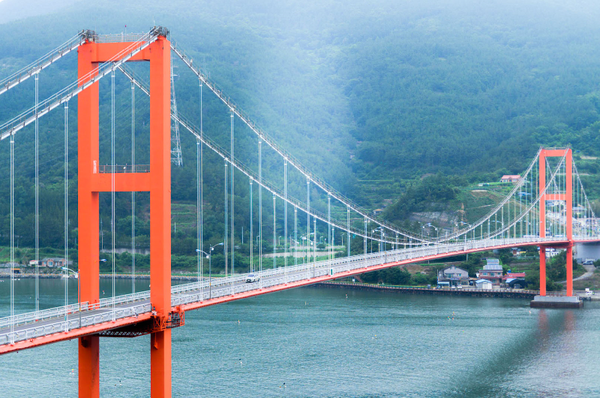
left=64, top=101, right=69, bottom=330
left=364, top=218, right=367, bottom=257
left=327, top=195, right=331, bottom=261
left=9, top=131, right=14, bottom=343
left=131, top=81, right=136, bottom=293
left=230, top=113, right=234, bottom=278
left=519, top=182, right=522, bottom=237
left=294, top=206, right=298, bottom=266
left=111, top=69, right=116, bottom=320
left=313, top=218, right=317, bottom=274
left=224, top=161, right=228, bottom=278
left=347, top=207, right=351, bottom=257
left=284, top=160, right=288, bottom=274
left=197, top=140, right=201, bottom=283
left=258, top=141, right=262, bottom=287
left=34, top=72, right=40, bottom=315
left=250, top=179, right=253, bottom=273
left=501, top=207, right=504, bottom=239
left=273, top=195, right=276, bottom=270
left=332, top=227, right=335, bottom=261
left=200, top=80, right=204, bottom=280
left=576, top=166, right=579, bottom=236
left=507, top=196, right=510, bottom=238
left=306, top=179, right=310, bottom=264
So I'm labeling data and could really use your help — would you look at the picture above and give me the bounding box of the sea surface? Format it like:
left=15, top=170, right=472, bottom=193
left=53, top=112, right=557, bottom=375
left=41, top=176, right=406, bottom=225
left=0, top=278, right=599, bottom=397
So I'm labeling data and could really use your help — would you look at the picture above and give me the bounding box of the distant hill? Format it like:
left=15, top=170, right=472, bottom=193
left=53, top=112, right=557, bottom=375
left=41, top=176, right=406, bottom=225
left=0, top=0, right=599, bottom=249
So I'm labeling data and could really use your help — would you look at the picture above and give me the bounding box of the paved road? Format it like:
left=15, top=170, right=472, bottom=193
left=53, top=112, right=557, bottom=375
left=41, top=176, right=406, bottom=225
left=1, top=236, right=591, bottom=347
left=574, top=263, right=596, bottom=282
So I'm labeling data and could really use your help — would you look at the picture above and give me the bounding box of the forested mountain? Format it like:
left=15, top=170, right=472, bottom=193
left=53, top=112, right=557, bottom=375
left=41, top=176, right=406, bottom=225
left=1, top=0, right=600, bottom=265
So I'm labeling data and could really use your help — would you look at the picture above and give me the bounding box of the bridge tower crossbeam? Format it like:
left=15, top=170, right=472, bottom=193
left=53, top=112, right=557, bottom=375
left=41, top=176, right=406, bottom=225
left=538, top=148, right=573, bottom=296
left=77, top=29, right=172, bottom=397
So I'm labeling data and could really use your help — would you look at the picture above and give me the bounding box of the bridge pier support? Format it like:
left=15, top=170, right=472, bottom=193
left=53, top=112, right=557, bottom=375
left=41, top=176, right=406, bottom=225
left=539, top=247, right=546, bottom=296
left=151, top=330, right=172, bottom=396
left=566, top=244, right=573, bottom=297
left=79, top=336, right=100, bottom=398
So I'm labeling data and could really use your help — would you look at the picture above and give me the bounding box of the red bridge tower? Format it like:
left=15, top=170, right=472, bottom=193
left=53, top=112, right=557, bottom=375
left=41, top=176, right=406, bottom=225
left=77, top=29, right=172, bottom=397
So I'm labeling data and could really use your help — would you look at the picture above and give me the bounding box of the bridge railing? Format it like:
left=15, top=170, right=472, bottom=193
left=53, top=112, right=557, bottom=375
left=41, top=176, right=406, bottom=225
left=0, top=236, right=562, bottom=344
left=0, top=301, right=89, bottom=330
left=0, top=301, right=151, bottom=346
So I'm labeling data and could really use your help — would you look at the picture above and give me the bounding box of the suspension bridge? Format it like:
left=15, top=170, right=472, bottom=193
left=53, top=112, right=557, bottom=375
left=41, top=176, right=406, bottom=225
left=0, top=27, right=598, bottom=397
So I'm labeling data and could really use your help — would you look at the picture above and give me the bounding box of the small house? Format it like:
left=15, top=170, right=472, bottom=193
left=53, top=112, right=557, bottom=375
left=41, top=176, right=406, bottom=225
left=41, top=258, right=72, bottom=268
left=437, top=265, right=469, bottom=287
left=503, top=272, right=526, bottom=281
left=500, top=175, right=521, bottom=183
left=475, top=279, right=493, bottom=289
left=478, top=258, right=503, bottom=285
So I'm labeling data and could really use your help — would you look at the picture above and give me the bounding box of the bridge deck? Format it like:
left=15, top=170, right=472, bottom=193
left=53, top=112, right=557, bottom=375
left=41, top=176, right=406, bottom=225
left=0, top=237, right=594, bottom=354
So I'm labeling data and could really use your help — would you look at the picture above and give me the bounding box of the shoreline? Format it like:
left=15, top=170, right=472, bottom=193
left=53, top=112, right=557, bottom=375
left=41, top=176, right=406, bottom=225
left=315, top=281, right=540, bottom=299
left=315, top=282, right=600, bottom=301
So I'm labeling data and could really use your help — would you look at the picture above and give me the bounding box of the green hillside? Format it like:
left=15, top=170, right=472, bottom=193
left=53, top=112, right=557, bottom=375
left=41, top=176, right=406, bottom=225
left=0, top=0, right=599, bottom=269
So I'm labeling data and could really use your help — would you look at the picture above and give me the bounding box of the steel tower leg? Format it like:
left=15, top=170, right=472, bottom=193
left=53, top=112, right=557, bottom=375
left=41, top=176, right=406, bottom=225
left=149, top=37, right=172, bottom=398
left=566, top=149, right=573, bottom=296
left=566, top=245, right=573, bottom=296
left=538, top=151, right=547, bottom=297
left=77, top=39, right=101, bottom=398
left=539, top=247, right=546, bottom=296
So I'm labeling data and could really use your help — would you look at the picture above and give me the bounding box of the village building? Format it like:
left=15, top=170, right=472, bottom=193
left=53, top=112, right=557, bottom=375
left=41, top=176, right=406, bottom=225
left=40, top=258, right=72, bottom=268
left=500, top=175, right=521, bottom=183
left=437, top=265, right=469, bottom=287
left=477, top=258, right=503, bottom=285
left=475, top=279, right=493, bottom=289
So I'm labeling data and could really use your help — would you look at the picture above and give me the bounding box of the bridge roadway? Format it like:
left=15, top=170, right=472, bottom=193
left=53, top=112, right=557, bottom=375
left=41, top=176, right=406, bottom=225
left=0, top=236, right=593, bottom=354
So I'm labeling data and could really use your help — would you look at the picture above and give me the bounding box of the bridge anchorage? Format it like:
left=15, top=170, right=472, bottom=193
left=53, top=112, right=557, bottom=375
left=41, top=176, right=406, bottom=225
left=0, top=26, right=599, bottom=397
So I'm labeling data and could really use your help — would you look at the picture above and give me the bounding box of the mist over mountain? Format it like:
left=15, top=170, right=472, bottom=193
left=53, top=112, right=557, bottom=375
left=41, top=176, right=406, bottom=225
left=1, top=0, right=600, bottom=249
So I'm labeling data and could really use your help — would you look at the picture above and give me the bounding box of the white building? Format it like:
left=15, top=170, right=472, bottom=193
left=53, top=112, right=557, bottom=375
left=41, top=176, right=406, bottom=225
left=475, top=279, right=493, bottom=290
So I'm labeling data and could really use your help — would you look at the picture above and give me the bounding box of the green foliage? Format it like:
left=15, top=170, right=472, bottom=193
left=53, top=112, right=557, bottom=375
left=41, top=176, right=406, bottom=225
left=459, top=253, right=484, bottom=278
left=383, top=174, right=466, bottom=223
left=1, top=0, right=600, bottom=270
left=361, top=267, right=412, bottom=285
left=361, top=266, right=437, bottom=286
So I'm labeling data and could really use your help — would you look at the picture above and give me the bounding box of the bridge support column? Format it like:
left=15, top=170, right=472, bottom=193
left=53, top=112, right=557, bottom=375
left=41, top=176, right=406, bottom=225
left=151, top=330, right=172, bottom=397
left=566, top=244, right=573, bottom=296
left=79, top=336, right=100, bottom=398
left=539, top=247, right=546, bottom=296
left=77, top=36, right=101, bottom=398
left=149, top=36, right=172, bottom=398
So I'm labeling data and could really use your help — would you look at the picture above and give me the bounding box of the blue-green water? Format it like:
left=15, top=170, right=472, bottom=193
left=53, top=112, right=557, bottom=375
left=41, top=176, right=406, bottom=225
left=1, top=279, right=599, bottom=397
